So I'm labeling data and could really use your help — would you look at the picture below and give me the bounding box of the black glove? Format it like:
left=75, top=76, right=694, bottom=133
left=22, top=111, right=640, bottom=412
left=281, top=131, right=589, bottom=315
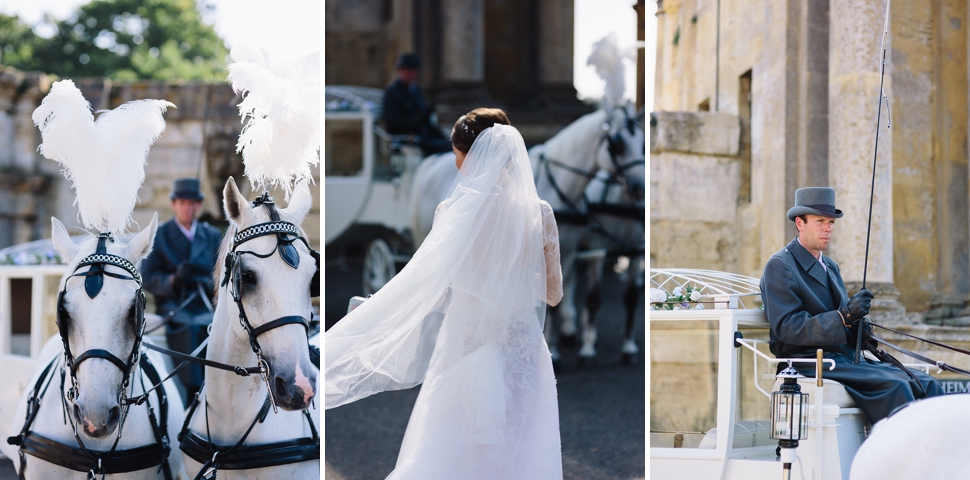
left=839, top=288, right=873, bottom=325
left=174, top=262, right=209, bottom=286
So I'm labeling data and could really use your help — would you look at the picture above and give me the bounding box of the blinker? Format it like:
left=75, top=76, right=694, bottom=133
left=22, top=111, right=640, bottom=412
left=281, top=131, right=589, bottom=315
left=253, top=192, right=300, bottom=270
left=84, top=233, right=112, bottom=298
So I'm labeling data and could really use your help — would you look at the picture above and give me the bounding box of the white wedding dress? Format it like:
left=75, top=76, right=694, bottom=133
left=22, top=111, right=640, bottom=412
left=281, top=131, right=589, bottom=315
left=326, top=125, right=564, bottom=479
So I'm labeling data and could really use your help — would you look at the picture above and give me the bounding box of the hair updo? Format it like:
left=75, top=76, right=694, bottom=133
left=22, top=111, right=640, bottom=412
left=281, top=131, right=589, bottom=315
left=450, top=108, right=511, bottom=154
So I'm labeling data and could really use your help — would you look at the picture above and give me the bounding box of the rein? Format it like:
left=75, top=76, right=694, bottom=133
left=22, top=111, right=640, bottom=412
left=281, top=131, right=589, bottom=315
left=867, top=322, right=970, bottom=378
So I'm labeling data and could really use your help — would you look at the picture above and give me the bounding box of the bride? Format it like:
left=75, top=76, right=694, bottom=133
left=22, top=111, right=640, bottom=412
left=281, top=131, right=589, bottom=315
left=326, top=108, right=564, bottom=479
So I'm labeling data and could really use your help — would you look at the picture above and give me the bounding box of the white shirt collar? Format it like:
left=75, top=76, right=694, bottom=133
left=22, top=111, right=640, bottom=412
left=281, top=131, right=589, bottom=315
left=176, top=219, right=198, bottom=242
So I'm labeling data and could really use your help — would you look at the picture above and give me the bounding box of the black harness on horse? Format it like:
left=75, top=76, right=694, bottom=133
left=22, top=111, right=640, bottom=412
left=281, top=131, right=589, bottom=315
left=534, top=109, right=645, bottom=255
left=179, top=193, right=320, bottom=480
left=6, top=233, right=173, bottom=480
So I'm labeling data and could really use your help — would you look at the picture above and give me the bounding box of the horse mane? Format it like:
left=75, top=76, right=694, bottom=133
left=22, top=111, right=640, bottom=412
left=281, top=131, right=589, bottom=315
left=539, top=108, right=608, bottom=163
left=211, top=203, right=310, bottom=306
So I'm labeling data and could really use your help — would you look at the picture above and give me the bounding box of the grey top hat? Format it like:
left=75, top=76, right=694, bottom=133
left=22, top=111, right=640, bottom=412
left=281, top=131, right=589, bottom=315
left=396, top=52, right=420, bottom=70
left=787, top=187, right=843, bottom=221
left=170, top=178, right=204, bottom=201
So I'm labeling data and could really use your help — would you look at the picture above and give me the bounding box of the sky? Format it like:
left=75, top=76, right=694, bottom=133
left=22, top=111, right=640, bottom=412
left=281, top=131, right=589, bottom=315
left=0, top=0, right=654, bottom=105
left=573, top=0, right=642, bottom=103
left=0, top=0, right=321, bottom=62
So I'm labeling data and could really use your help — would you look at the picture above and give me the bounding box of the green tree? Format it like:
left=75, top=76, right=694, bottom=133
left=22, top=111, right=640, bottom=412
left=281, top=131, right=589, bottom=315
left=1, top=0, right=228, bottom=81
left=0, top=14, right=44, bottom=71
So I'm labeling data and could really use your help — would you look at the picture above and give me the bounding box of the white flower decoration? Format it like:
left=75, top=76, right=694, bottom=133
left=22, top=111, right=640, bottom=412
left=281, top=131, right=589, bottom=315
left=689, top=290, right=702, bottom=302
left=672, top=286, right=684, bottom=297
left=694, top=304, right=705, bottom=310
left=650, top=288, right=667, bottom=303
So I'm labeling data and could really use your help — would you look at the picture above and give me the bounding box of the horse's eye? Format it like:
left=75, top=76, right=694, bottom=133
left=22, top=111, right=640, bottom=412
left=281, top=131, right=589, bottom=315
left=241, top=270, right=257, bottom=287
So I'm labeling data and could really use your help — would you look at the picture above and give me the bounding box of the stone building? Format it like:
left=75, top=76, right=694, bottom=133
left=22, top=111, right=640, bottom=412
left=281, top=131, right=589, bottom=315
left=651, top=0, right=970, bottom=325
left=325, top=0, right=593, bottom=145
left=0, top=67, right=321, bottom=250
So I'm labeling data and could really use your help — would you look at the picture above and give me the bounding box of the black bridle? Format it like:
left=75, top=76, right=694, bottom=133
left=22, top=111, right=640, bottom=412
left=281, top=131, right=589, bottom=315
left=57, top=233, right=147, bottom=411
left=173, top=192, right=320, bottom=479
left=6, top=232, right=173, bottom=480
left=219, top=192, right=320, bottom=413
left=535, top=106, right=645, bottom=251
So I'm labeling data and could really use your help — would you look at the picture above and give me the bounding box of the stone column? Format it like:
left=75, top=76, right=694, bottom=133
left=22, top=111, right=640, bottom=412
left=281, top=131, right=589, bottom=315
left=433, top=0, right=488, bottom=121
left=828, top=0, right=905, bottom=320
left=537, top=0, right=577, bottom=103
left=439, top=0, right=484, bottom=83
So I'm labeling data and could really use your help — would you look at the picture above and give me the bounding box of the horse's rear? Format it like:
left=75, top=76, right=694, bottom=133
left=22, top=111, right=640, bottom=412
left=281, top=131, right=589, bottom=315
left=850, top=394, right=970, bottom=479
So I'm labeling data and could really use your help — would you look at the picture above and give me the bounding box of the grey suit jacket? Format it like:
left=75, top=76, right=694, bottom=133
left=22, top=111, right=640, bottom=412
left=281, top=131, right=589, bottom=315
left=760, top=237, right=853, bottom=358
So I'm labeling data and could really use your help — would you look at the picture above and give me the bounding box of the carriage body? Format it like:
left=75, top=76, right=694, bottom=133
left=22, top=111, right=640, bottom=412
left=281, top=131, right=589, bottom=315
left=0, top=241, right=70, bottom=461
left=325, top=86, right=424, bottom=294
left=650, top=269, right=870, bottom=480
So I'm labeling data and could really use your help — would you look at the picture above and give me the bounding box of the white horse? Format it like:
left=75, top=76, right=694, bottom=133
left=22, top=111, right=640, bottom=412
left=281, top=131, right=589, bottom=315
left=849, top=394, right=970, bottom=480
left=532, top=104, right=645, bottom=366
left=0, top=215, right=187, bottom=479
left=179, top=178, right=319, bottom=479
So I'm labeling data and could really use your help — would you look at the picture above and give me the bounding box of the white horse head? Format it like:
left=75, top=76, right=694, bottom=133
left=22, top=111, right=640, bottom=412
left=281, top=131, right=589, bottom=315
left=49, top=213, right=158, bottom=439
left=850, top=394, right=970, bottom=480
left=217, top=177, right=317, bottom=411
left=601, top=103, right=646, bottom=203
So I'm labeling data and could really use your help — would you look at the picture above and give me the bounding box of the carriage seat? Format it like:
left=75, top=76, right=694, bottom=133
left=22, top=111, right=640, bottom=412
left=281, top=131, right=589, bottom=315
left=771, top=377, right=858, bottom=408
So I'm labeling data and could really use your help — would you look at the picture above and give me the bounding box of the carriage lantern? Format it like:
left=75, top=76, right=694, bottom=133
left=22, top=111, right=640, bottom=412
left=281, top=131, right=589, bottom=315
left=771, top=363, right=809, bottom=480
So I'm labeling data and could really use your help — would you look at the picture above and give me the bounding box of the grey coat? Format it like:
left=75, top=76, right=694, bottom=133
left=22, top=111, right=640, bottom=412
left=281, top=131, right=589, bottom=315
left=760, top=237, right=943, bottom=425
left=760, top=237, right=852, bottom=359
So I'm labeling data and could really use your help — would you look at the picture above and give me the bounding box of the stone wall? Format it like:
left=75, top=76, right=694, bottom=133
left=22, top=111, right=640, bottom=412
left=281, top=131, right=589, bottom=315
left=0, top=68, right=321, bottom=250
left=650, top=111, right=746, bottom=274
left=652, top=0, right=970, bottom=323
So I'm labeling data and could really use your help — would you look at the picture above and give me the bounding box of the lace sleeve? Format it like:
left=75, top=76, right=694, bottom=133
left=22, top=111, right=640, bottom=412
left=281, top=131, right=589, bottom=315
left=540, top=201, right=563, bottom=306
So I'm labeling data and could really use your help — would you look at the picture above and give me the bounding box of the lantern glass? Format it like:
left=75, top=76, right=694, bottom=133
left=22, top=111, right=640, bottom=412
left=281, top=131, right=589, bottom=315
left=771, top=389, right=808, bottom=440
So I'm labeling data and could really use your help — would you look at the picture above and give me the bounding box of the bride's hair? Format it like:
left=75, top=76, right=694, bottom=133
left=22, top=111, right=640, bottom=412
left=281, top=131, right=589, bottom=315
left=451, top=108, right=511, bottom=154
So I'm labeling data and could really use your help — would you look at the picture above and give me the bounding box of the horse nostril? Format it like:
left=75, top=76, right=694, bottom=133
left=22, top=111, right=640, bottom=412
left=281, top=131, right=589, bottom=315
left=72, top=403, right=83, bottom=423
left=274, top=375, right=289, bottom=397
left=107, top=405, right=121, bottom=426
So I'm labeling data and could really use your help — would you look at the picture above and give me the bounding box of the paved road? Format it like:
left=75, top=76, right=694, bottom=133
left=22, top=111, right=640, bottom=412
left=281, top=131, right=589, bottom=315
left=0, top=457, right=13, bottom=480
left=325, top=256, right=645, bottom=480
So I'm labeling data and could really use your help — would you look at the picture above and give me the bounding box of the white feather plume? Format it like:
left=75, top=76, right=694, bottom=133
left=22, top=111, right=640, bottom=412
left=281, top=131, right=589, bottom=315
left=587, top=33, right=637, bottom=107
left=227, top=43, right=320, bottom=200
left=32, top=79, right=174, bottom=234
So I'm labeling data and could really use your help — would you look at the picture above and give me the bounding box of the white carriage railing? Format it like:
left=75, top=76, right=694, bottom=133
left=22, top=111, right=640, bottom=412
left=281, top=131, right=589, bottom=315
left=651, top=268, right=763, bottom=309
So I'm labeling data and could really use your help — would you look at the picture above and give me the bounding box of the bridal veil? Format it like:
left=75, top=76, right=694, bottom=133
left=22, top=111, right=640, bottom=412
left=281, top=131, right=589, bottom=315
left=325, top=124, right=548, bottom=409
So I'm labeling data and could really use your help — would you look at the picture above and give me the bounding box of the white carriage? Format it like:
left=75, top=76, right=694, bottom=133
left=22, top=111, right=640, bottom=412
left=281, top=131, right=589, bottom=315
left=325, top=86, right=426, bottom=295
left=649, top=268, right=941, bottom=480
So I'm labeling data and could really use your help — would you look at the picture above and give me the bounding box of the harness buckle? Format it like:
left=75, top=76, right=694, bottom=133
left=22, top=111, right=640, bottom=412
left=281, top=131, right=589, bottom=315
left=202, top=452, right=219, bottom=479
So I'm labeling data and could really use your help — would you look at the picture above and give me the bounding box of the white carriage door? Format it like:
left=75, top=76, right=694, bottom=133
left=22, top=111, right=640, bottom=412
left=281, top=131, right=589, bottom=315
left=325, top=112, right=373, bottom=244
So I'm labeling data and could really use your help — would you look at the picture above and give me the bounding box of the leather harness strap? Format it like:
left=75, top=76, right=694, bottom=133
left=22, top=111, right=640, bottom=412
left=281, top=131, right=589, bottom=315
left=6, top=355, right=172, bottom=480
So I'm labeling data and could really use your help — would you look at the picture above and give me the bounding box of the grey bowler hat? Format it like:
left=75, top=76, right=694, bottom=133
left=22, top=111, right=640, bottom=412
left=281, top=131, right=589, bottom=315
left=787, top=187, right=843, bottom=221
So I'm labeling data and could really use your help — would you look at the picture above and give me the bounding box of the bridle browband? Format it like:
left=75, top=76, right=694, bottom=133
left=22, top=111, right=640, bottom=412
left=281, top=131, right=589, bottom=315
left=6, top=232, right=174, bottom=480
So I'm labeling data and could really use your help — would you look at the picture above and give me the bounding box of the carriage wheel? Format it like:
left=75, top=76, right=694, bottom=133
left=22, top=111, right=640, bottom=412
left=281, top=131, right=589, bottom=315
left=363, top=238, right=396, bottom=295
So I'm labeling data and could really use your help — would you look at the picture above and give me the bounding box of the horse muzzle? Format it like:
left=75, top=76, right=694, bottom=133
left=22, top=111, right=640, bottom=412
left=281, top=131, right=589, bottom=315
left=267, top=356, right=317, bottom=411
left=72, top=396, right=122, bottom=438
